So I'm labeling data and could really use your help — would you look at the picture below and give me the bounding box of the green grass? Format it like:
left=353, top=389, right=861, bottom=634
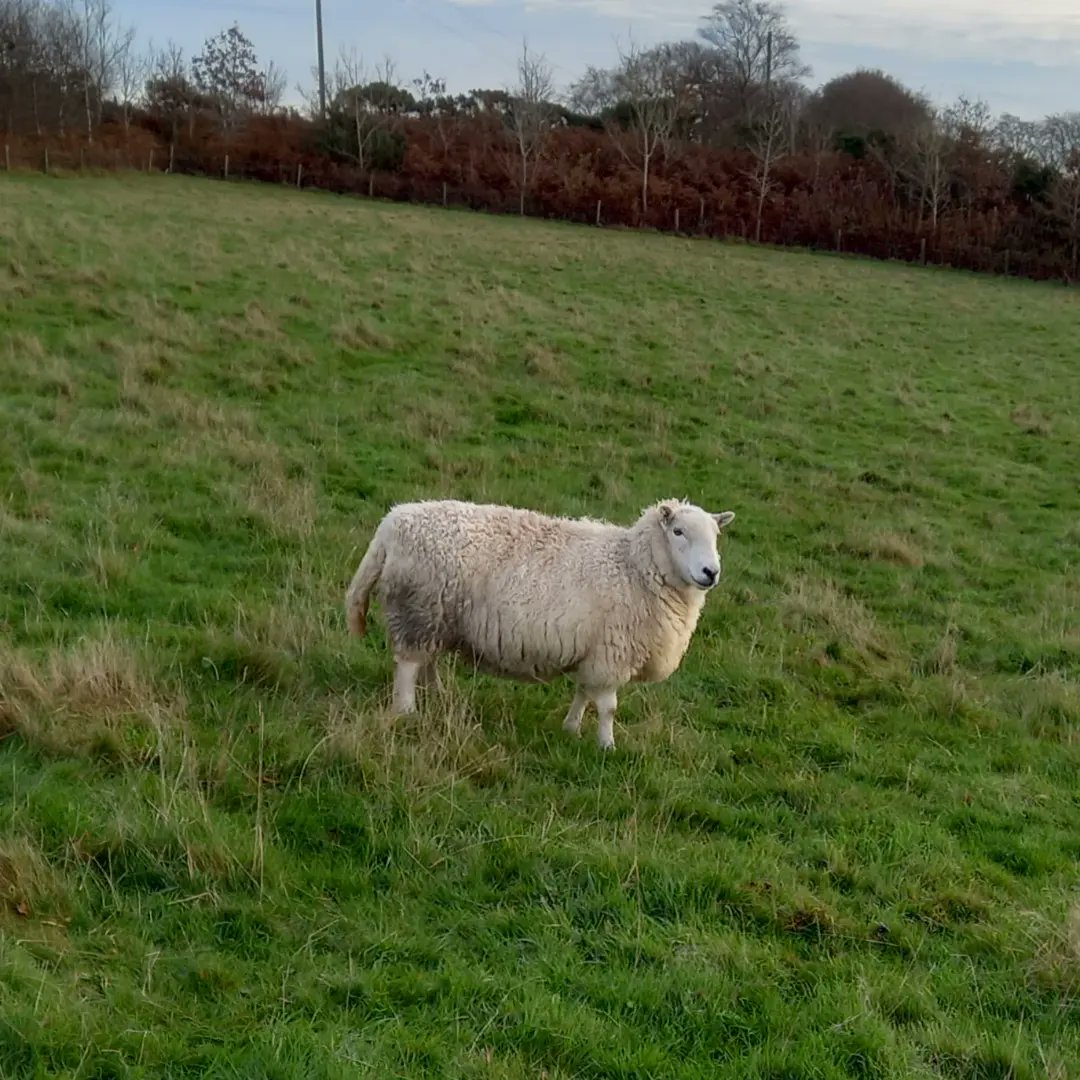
left=1, top=172, right=1078, bottom=1079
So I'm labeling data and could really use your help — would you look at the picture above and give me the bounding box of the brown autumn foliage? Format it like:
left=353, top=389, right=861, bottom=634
left=6, top=108, right=1071, bottom=285
left=0, top=87, right=1072, bottom=285
left=2, top=0, right=1076, bottom=283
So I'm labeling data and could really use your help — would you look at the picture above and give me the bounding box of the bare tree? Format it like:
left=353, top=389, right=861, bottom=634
left=698, top=0, right=809, bottom=130
left=70, top=0, right=133, bottom=141
left=567, top=63, right=618, bottom=117
left=145, top=38, right=191, bottom=153
left=1050, top=150, right=1080, bottom=277
left=899, top=112, right=952, bottom=231
left=991, top=113, right=1043, bottom=163
left=1040, top=112, right=1080, bottom=169
left=41, top=0, right=79, bottom=136
left=608, top=41, right=688, bottom=215
left=331, top=50, right=404, bottom=173
left=115, top=27, right=144, bottom=132
left=745, top=81, right=788, bottom=242
left=506, top=39, right=554, bottom=215
left=0, top=0, right=46, bottom=135
left=260, top=58, right=285, bottom=114
left=941, top=94, right=992, bottom=145
left=412, top=70, right=457, bottom=157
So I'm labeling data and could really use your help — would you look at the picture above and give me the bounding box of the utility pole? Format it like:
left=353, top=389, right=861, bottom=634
left=315, top=0, right=327, bottom=120
left=765, top=30, right=773, bottom=97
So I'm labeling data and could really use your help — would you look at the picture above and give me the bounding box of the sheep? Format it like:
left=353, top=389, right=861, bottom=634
left=344, top=497, right=736, bottom=750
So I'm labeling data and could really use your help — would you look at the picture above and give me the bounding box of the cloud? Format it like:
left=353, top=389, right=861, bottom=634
left=498, top=0, right=1080, bottom=69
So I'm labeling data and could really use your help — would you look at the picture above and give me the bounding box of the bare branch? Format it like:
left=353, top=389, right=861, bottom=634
left=506, top=39, right=555, bottom=215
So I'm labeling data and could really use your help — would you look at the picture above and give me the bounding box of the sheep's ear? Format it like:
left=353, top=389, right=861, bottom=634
left=714, top=511, right=736, bottom=529
left=658, top=503, right=675, bottom=526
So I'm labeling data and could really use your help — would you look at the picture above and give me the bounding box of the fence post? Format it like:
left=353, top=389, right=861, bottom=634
left=699, top=196, right=705, bottom=229
left=595, top=200, right=601, bottom=226
left=919, top=237, right=927, bottom=265
left=674, top=207, right=680, bottom=233
left=43, top=147, right=49, bottom=174
left=4, top=144, right=9, bottom=172
left=1004, top=250, right=1011, bottom=276
left=368, top=173, right=374, bottom=198
left=836, top=229, right=842, bottom=251
left=224, top=154, right=229, bottom=179
left=79, top=146, right=85, bottom=171
left=442, top=181, right=447, bottom=207
left=296, top=162, right=303, bottom=188
left=168, top=143, right=175, bottom=174
left=148, top=148, right=154, bottom=173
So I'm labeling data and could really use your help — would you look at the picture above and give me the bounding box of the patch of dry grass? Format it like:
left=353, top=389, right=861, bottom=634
left=315, top=679, right=516, bottom=796
left=1029, top=904, right=1080, bottom=1000
left=331, top=316, right=393, bottom=353
left=0, top=631, right=172, bottom=758
left=1010, top=403, right=1052, bottom=435
left=782, top=576, right=900, bottom=670
left=839, top=527, right=928, bottom=568
left=0, top=835, right=71, bottom=932
left=522, top=341, right=566, bottom=380
left=1005, top=670, right=1079, bottom=742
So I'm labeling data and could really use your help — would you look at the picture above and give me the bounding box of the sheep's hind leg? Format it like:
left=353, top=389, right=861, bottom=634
left=562, top=687, right=590, bottom=739
left=390, top=654, right=425, bottom=716
left=594, top=688, right=619, bottom=751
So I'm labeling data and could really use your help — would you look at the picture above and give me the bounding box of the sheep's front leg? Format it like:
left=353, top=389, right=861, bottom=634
left=562, top=687, right=590, bottom=738
left=391, top=655, right=423, bottom=716
left=594, top=688, right=618, bottom=751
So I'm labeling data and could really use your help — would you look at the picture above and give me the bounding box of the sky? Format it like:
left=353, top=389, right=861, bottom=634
left=113, top=0, right=1080, bottom=120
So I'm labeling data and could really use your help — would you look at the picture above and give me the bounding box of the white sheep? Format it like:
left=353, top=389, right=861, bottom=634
left=344, top=498, right=736, bottom=750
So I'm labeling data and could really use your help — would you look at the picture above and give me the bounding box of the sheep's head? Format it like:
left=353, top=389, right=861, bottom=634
left=654, top=499, right=736, bottom=591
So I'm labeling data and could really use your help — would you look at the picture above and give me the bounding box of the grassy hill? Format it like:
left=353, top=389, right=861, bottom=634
left=1, top=173, right=1077, bottom=1079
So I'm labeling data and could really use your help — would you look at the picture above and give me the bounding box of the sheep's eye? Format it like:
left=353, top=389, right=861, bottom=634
left=672, top=527, right=684, bottom=537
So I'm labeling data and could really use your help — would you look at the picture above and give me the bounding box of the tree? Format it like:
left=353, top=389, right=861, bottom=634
left=191, top=23, right=270, bottom=131
left=606, top=41, right=690, bottom=214
left=697, top=0, right=808, bottom=130
left=1050, top=150, right=1080, bottom=278
left=113, top=16, right=144, bottom=132
left=1039, top=112, right=1080, bottom=169
left=806, top=69, right=930, bottom=150
left=506, top=40, right=555, bottom=215
left=73, top=0, right=133, bottom=140
left=260, top=59, right=285, bottom=114
left=747, top=98, right=785, bottom=242
left=941, top=95, right=992, bottom=145
left=0, top=0, right=48, bottom=135
left=41, top=0, right=80, bottom=136
left=567, top=63, right=619, bottom=118
left=329, top=50, right=409, bottom=173
left=145, top=39, right=195, bottom=152
left=992, top=113, right=1043, bottom=164
left=656, top=39, right=730, bottom=145
left=898, top=111, right=952, bottom=231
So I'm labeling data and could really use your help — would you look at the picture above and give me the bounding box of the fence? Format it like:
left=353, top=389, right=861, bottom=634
left=2, top=135, right=1073, bottom=286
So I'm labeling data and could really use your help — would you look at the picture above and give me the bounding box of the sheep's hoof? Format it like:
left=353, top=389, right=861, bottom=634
left=562, top=718, right=583, bottom=738
left=598, top=737, right=615, bottom=752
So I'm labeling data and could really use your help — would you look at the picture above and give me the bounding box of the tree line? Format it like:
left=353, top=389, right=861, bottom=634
left=3, top=0, right=1079, bottom=282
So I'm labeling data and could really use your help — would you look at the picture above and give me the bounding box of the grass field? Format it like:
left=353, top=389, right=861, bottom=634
left=1, top=172, right=1078, bottom=1079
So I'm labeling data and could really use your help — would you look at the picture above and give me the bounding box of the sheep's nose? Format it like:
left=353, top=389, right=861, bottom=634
left=702, top=567, right=717, bottom=585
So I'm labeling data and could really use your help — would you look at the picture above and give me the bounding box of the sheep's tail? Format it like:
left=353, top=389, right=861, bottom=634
left=345, top=527, right=388, bottom=637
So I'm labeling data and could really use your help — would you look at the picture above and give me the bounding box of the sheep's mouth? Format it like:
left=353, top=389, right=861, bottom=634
left=692, top=575, right=717, bottom=590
